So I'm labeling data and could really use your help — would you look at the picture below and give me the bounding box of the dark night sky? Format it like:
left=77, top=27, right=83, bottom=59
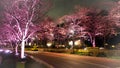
left=47, top=0, right=117, bottom=20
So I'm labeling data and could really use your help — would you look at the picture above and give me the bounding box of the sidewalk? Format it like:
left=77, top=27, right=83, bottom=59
left=0, top=54, right=49, bottom=68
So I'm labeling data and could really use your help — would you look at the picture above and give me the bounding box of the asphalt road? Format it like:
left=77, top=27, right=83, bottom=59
left=27, top=51, right=120, bottom=68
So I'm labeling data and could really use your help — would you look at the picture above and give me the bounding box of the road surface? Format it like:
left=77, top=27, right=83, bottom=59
left=27, top=51, right=120, bottom=68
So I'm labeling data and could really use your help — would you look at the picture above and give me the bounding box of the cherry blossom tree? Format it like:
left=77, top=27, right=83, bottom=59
left=0, top=25, right=17, bottom=50
left=109, top=1, right=120, bottom=31
left=0, top=24, right=23, bottom=55
left=36, top=17, right=55, bottom=47
left=84, top=9, right=116, bottom=47
left=1, top=0, right=51, bottom=58
left=59, top=7, right=116, bottom=47
left=54, top=25, right=67, bottom=46
left=109, top=1, right=120, bottom=26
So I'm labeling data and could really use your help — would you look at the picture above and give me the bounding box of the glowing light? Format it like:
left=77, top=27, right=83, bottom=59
left=47, top=42, right=52, bottom=47
left=70, top=30, right=74, bottom=34
left=99, top=47, right=104, bottom=50
left=0, top=49, right=3, bottom=52
left=75, top=40, right=81, bottom=45
left=112, top=45, right=115, bottom=48
left=4, top=50, right=12, bottom=54
left=29, top=43, right=31, bottom=46
left=69, top=41, right=73, bottom=46
left=84, top=48, right=87, bottom=50
left=104, top=43, right=108, bottom=46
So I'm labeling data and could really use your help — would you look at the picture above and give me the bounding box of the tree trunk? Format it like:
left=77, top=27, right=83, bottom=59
left=10, top=42, right=14, bottom=51
left=92, top=37, right=96, bottom=47
left=103, top=36, right=106, bottom=48
left=15, top=44, right=19, bottom=55
left=21, top=40, right=25, bottom=59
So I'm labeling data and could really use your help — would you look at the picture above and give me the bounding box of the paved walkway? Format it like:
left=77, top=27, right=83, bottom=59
left=0, top=54, right=49, bottom=68
left=0, top=56, right=2, bottom=64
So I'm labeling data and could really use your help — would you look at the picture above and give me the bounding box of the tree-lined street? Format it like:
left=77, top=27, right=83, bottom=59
left=0, top=0, right=120, bottom=68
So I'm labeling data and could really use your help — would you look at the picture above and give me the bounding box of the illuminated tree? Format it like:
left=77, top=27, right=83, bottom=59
left=0, top=23, right=29, bottom=56
left=58, top=7, right=90, bottom=38
left=108, top=1, right=120, bottom=48
left=84, top=9, right=116, bottom=47
left=1, top=0, right=51, bottom=58
left=59, top=7, right=116, bottom=47
left=109, top=1, right=120, bottom=30
left=54, top=25, right=67, bottom=46
left=36, top=17, right=55, bottom=46
left=0, top=25, right=17, bottom=50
